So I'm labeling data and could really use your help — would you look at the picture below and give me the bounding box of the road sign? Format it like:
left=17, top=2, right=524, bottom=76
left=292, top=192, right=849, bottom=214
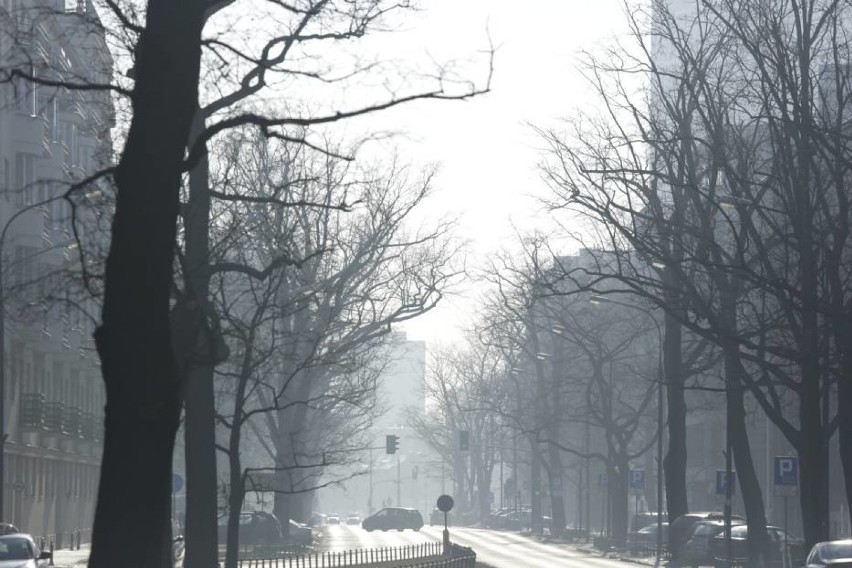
left=629, top=470, right=645, bottom=493
left=774, top=456, right=799, bottom=497
left=172, top=473, right=184, bottom=494
left=716, top=470, right=736, bottom=496
left=551, top=475, right=563, bottom=497
left=436, top=495, right=454, bottom=512
left=598, top=473, right=608, bottom=489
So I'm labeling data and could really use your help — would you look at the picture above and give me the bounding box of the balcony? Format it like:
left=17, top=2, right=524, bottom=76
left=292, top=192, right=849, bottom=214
left=17, top=394, right=100, bottom=444
left=43, top=401, right=64, bottom=433
left=62, top=406, right=82, bottom=438
left=19, top=393, right=44, bottom=429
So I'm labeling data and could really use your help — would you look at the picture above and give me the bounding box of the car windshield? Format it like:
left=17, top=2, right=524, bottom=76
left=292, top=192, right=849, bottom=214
left=0, top=537, right=33, bottom=560
left=820, top=543, right=852, bottom=560
left=730, top=526, right=748, bottom=538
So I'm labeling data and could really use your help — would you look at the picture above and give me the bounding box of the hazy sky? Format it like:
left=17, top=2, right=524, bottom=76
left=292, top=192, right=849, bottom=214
left=365, top=1, right=631, bottom=344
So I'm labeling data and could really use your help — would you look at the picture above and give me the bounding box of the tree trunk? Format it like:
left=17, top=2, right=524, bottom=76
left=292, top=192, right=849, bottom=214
left=611, top=457, right=629, bottom=544
left=834, top=318, right=852, bottom=535
left=798, top=370, right=827, bottom=549
left=530, top=443, right=543, bottom=535
left=663, top=310, right=688, bottom=521
left=224, top=348, right=254, bottom=568
left=547, top=443, right=566, bottom=537
left=726, top=352, right=769, bottom=568
left=182, top=109, right=220, bottom=568
left=89, top=1, right=206, bottom=566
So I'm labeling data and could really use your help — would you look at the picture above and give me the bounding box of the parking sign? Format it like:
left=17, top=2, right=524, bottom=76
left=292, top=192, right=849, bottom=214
left=715, top=470, right=736, bottom=496
left=774, top=457, right=798, bottom=497
left=629, top=470, right=645, bottom=493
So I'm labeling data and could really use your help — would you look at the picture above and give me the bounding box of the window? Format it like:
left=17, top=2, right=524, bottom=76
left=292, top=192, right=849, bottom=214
left=13, top=153, right=35, bottom=207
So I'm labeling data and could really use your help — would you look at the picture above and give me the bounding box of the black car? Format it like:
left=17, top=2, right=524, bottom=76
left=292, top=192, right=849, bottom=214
left=217, top=511, right=283, bottom=545
left=362, top=507, right=424, bottom=532
left=708, top=524, right=803, bottom=568
left=805, top=540, right=852, bottom=568
left=680, top=520, right=745, bottom=566
left=669, top=512, right=746, bottom=561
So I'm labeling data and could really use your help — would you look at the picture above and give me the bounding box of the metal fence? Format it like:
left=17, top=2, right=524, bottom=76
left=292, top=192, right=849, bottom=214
left=235, top=542, right=476, bottom=568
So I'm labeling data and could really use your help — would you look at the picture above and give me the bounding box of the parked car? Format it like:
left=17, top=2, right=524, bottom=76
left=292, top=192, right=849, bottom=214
left=708, top=524, right=803, bottom=568
left=632, top=512, right=665, bottom=532
left=308, top=513, right=327, bottom=527
left=287, top=520, right=313, bottom=545
left=326, top=513, right=340, bottom=525
left=502, top=509, right=552, bottom=532
left=486, top=508, right=513, bottom=529
left=681, top=520, right=745, bottom=566
left=0, top=534, right=52, bottom=567
left=669, top=512, right=746, bottom=561
left=362, top=508, right=424, bottom=532
left=346, top=513, right=361, bottom=525
left=805, top=540, right=852, bottom=568
left=632, top=521, right=669, bottom=545
left=216, top=511, right=283, bottom=545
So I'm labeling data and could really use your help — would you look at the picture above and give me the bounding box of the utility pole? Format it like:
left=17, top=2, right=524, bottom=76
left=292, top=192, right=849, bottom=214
left=368, top=445, right=373, bottom=515
left=396, top=454, right=401, bottom=507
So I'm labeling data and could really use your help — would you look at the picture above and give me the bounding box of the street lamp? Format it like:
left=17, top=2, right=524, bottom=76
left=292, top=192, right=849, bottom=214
left=590, top=295, right=665, bottom=566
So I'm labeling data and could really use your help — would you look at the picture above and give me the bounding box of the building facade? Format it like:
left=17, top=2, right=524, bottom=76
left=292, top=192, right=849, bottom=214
left=0, top=0, right=112, bottom=544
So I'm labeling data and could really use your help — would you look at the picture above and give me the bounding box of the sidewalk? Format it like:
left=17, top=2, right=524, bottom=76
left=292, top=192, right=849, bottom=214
left=52, top=544, right=90, bottom=567
left=567, top=539, right=658, bottom=566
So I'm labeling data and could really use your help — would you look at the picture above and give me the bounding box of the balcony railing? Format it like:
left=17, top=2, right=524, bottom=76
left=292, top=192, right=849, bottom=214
left=17, top=394, right=100, bottom=443
left=19, top=393, right=45, bottom=429
left=43, top=401, right=64, bottom=433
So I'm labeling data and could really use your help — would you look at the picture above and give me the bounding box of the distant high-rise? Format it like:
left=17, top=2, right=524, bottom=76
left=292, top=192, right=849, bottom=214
left=377, top=331, right=425, bottom=428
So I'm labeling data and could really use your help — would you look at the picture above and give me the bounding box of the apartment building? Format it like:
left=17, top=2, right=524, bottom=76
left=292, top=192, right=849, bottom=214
left=0, top=0, right=113, bottom=544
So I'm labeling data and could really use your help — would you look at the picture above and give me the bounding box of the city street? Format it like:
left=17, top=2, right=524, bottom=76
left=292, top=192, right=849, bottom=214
left=51, top=527, right=654, bottom=568
left=320, top=524, right=648, bottom=568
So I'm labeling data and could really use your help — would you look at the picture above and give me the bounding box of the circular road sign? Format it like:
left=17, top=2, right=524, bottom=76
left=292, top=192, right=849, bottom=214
left=436, top=494, right=454, bottom=512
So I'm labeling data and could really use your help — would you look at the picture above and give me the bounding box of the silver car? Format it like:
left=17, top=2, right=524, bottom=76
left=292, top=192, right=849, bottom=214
left=805, top=540, right=852, bottom=568
left=0, top=534, right=52, bottom=568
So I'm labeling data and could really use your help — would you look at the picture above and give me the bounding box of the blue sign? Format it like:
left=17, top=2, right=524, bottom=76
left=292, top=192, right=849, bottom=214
left=551, top=475, right=563, bottom=496
left=773, top=457, right=798, bottom=496
left=629, top=470, right=645, bottom=492
left=598, top=473, right=608, bottom=489
left=172, top=473, right=184, bottom=494
left=716, top=470, right=736, bottom=496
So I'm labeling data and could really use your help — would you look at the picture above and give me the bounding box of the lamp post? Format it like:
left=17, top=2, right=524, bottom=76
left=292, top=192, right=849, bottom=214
left=590, top=295, right=665, bottom=566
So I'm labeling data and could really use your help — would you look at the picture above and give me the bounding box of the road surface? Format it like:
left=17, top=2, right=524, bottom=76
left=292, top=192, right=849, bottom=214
left=320, top=523, right=647, bottom=568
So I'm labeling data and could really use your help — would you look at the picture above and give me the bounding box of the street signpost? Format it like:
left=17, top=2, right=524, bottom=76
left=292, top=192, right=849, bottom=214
left=551, top=475, right=563, bottom=498
left=715, top=470, right=736, bottom=496
left=629, top=470, right=645, bottom=493
left=774, top=457, right=799, bottom=568
left=630, top=470, right=645, bottom=520
left=437, top=495, right=454, bottom=555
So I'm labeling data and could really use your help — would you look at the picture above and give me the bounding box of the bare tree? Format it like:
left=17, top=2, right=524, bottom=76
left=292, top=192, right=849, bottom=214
left=0, top=1, right=494, bottom=565
left=537, top=0, right=852, bottom=553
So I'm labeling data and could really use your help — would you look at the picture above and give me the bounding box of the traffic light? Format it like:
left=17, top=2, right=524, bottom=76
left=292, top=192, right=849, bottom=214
left=386, top=434, right=399, bottom=454
left=460, top=430, right=469, bottom=452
